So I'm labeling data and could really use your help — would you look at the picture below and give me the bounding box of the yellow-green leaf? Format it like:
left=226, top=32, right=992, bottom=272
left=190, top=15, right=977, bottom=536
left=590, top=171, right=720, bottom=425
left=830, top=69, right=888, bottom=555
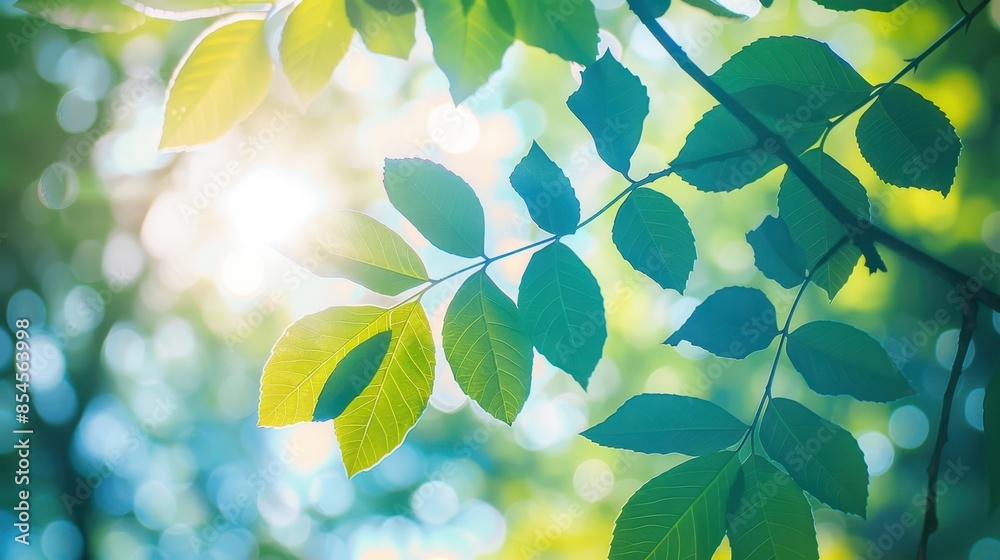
left=123, top=0, right=270, bottom=20
left=423, top=0, right=514, bottom=101
left=14, top=0, right=145, bottom=33
left=161, top=15, right=273, bottom=150
left=280, top=0, right=353, bottom=107
left=345, top=0, right=416, bottom=59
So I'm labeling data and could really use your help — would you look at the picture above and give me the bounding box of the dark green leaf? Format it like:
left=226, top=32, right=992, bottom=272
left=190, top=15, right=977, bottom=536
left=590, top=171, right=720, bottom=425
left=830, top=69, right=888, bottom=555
left=786, top=321, right=914, bottom=402
left=506, top=0, right=598, bottom=64
left=746, top=215, right=807, bottom=289
left=985, top=365, right=999, bottom=513
left=672, top=86, right=826, bottom=192
left=443, top=271, right=533, bottom=424
left=632, top=0, right=670, bottom=17
left=777, top=150, right=869, bottom=300
left=276, top=210, right=428, bottom=296
left=345, top=0, right=416, bottom=59
left=611, top=452, right=741, bottom=560
left=713, top=36, right=873, bottom=119
left=811, top=0, right=907, bottom=12
left=363, top=0, right=416, bottom=13
left=423, top=0, right=514, bottom=101
left=665, top=286, right=779, bottom=359
left=727, top=455, right=819, bottom=560
left=759, top=398, right=869, bottom=517
left=680, top=0, right=747, bottom=18
left=383, top=158, right=486, bottom=258
left=518, top=241, right=606, bottom=389
left=856, top=84, right=960, bottom=194
left=509, top=142, right=581, bottom=235
left=313, top=331, right=392, bottom=421
left=612, top=187, right=696, bottom=293
left=567, top=52, right=650, bottom=175
left=583, top=394, right=747, bottom=455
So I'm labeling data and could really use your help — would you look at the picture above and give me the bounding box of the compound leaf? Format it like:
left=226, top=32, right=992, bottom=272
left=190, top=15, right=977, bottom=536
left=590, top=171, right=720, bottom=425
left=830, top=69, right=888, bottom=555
left=746, top=215, right=807, bottom=289
left=509, top=142, right=581, bottom=235
left=423, top=0, right=514, bottom=101
left=665, top=286, right=779, bottom=359
left=345, top=0, right=415, bottom=59
left=279, top=0, right=353, bottom=107
left=612, top=188, right=696, bottom=293
left=313, top=330, right=392, bottom=421
left=506, top=0, right=598, bottom=64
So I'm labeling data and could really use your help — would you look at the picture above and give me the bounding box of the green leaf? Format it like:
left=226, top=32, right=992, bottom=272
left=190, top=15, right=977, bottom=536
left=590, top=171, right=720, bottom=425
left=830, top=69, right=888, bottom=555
left=665, top=286, right=779, bottom=359
left=632, top=0, right=671, bottom=17
left=777, top=150, right=869, bottom=300
left=423, top=0, right=514, bottom=101
left=987, top=367, right=1000, bottom=514
left=518, top=241, right=606, bottom=389
left=509, top=142, right=581, bottom=235
left=364, top=0, right=416, bottom=12
left=786, top=321, right=914, bottom=402
left=279, top=0, right=353, bottom=107
left=811, top=0, right=907, bottom=12
left=383, top=158, right=486, bottom=258
left=679, top=0, right=747, bottom=18
left=313, top=330, right=392, bottom=421
left=759, top=398, right=869, bottom=517
left=567, top=51, right=650, bottom=175
left=122, top=0, right=270, bottom=19
left=14, top=0, right=145, bottom=32
left=612, top=187, right=696, bottom=293
left=746, top=215, right=807, bottom=289
left=712, top=36, right=873, bottom=119
left=161, top=16, right=273, bottom=150
left=727, top=455, right=819, bottom=560
left=583, top=394, right=747, bottom=455
left=506, top=0, right=598, bottom=64
left=611, top=452, right=741, bottom=560
left=443, top=270, right=533, bottom=424
left=345, top=0, right=416, bottom=59
left=856, top=84, right=961, bottom=194
left=672, top=86, right=826, bottom=192
left=275, top=210, right=428, bottom=296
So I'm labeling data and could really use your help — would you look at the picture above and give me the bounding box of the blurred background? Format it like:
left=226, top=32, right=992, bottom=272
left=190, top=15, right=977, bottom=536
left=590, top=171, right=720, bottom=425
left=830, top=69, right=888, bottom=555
left=1, top=0, right=1000, bottom=558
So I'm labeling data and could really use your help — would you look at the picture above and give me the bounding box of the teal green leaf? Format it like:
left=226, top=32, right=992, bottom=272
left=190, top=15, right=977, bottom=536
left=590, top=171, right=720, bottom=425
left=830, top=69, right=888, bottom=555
left=509, top=142, right=581, bottom=235
left=672, top=86, right=826, bottom=192
left=313, top=331, right=392, bottom=421
left=518, top=241, right=606, bottom=389
left=583, top=394, right=747, bottom=455
left=423, top=0, right=514, bottom=101
left=679, top=0, right=747, bottom=18
left=727, top=455, right=819, bottom=560
left=786, top=321, right=914, bottom=402
left=632, top=0, right=670, bottom=16
left=612, top=188, right=695, bottom=293
left=759, top=398, right=869, bottom=517
left=275, top=210, right=428, bottom=296
left=383, top=158, right=486, bottom=258
left=777, top=150, right=869, bottom=300
left=567, top=51, right=649, bottom=175
left=712, top=36, right=873, bottom=119
left=506, top=0, right=598, bottom=64
left=364, top=0, right=415, bottom=12
left=665, top=286, right=779, bottom=359
left=14, top=0, right=145, bottom=32
left=746, top=215, right=807, bottom=289
left=811, top=0, right=906, bottom=12
left=279, top=0, right=353, bottom=107
left=345, top=0, right=416, bottom=59
left=611, top=452, right=741, bottom=560
left=856, top=84, right=960, bottom=194
left=988, top=366, right=1000, bottom=513
left=443, top=270, right=533, bottom=424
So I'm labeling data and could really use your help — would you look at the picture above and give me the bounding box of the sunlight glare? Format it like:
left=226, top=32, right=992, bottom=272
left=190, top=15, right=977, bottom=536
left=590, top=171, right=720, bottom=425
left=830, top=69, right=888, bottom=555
left=222, top=166, right=324, bottom=247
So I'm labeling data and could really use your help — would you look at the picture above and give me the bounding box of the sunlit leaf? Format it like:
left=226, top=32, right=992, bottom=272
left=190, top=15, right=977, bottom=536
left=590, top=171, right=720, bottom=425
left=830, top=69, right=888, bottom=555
left=712, top=36, right=873, bottom=118
left=313, top=330, right=392, bottom=421
left=583, top=394, right=747, bottom=455
left=786, top=321, right=914, bottom=402
left=509, top=142, right=581, bottom=235
left=746, top=215, right=807, bottom=289
left=363, top=0, right=415, bottom=12
left=759, top=398, right=869, bottom=517
left=727, top=454, right=819, bottom=560
left=665, top=286, right=779, bottom=359
left=777, top=150, right=869, bottom=300
left=443, top=270, right=533, bottom=424
left=988, top=367, right=1000, bottom=513
left=423, top=0, right=514, bottom=101
left=856, top=84, right=960, bottom=194
left=279, top=0, right=353, bottom=107
left=518, top=241, right=606, bottom=389
left=160, top=15, right=273, bottom=150
left=383, top=158, right=487, bottom=258
left=276, top=210, right=428, bottom=296
left=14, top=0, right=145, bottom=32
left=672, top=86, right=826, bottom=192
left=121, top=0, right=269, bottom=20
left=345, top=0, right=416, bottom=59
left=811, top=0, right=907, bottom=12
left=567, top=51, right=649, bottom=175
left=611, top=452, right=741, bottom=560
left=612, top=187, right=695, bottom=292
left=506, top=0, right=598, bottom=64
